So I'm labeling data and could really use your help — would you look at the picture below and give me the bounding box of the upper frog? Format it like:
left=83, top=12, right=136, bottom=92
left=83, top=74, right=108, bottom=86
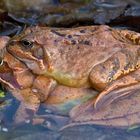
left=6, top=25, right=140, bottom=108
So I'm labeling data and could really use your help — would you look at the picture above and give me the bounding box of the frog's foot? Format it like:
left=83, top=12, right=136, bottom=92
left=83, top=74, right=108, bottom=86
left=9, top=88, right=40, bottom=124
left=14, top=102, right=38, bottom=124
left=66, top=88, right=140, bottom=129
left=94, top=69, right=140, bottom=109
left=32, top=76, right=57, bottom=102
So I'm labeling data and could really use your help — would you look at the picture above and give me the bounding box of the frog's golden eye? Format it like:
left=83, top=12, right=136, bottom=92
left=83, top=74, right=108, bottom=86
left=20, top=39, right=33, bottom=49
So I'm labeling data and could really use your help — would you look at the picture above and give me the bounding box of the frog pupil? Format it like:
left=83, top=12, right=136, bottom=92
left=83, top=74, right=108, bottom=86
left=21, top=39, right=33, bottom=49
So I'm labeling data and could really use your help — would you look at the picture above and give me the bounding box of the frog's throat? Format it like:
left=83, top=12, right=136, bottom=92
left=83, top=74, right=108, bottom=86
left=20, top=52, right=45, bottom=70
left=44, top=70, right=89, bottom=88
left=7, top=46, right=46, bottom=71
left=14, top=54, right=45, bottom=71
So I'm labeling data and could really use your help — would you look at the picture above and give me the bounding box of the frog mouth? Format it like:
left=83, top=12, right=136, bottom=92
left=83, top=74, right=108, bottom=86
left=9, top=52, right=46, bottom=73
left=7, top=41, right=46, bottom=72
left=20, top=57, right=45, bottom=70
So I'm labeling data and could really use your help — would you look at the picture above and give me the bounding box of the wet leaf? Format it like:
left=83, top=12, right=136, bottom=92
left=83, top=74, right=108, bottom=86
left=69, top=89, right=140, bottom=128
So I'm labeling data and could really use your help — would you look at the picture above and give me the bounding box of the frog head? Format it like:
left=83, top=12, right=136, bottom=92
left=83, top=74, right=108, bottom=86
left=7, top=27, right=53, bottom=74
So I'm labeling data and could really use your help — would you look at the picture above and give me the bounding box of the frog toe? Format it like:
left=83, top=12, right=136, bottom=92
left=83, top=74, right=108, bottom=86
left=94, top=83, right=140, bottom=109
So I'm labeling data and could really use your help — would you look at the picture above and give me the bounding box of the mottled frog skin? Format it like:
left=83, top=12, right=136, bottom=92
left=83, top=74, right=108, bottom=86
left=6, top=25, right=140, bottom=108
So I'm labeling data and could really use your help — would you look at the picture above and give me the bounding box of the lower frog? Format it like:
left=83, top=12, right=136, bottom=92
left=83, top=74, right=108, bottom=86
left=7, top=25, right=140, bottom=108
left=1, top=25, right=140, bottom=128
left=0, top=36, right=96, bottom=125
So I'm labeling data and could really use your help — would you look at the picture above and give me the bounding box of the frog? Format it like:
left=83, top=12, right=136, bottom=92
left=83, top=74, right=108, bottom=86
left=6, top=25, right=140, bottom=111
left=0, top=52, right=97, bottom=126
left=0, top=36, right=96, bottom=125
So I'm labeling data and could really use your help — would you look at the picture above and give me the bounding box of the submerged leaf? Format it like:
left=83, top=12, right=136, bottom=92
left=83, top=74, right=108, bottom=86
left=69, top=89, right=140, bottom=128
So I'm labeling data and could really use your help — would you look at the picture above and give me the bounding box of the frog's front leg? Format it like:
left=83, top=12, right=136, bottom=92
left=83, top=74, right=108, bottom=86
left=10, top=88, right=41, bottom=124
left=89, top=50, right=140, bottom=109
left=12, top=76, right=57, bottom=124
left=32, top=76, right=57, bottom=102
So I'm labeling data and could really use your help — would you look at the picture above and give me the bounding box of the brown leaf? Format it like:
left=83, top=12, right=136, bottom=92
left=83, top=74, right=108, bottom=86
left=69, top=89, right=140, bottom=128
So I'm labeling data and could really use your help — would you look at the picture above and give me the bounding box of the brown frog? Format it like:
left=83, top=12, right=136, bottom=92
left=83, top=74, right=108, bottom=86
left=0, top=36, right=95, bottom=124
left=6, top=25, right=140, bottom=110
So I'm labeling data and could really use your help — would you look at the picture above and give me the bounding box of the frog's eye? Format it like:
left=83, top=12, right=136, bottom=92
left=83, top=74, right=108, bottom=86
left=107, top=77, right=113, bottom=83
left=20, top=39, right=33, bottom=49
left=136, top=63, right=140, bottom=69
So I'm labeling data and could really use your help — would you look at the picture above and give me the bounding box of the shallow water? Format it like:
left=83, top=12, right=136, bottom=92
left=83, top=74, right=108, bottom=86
left=1, top=120, right=140, bottom=140
left=1, top=0, right=140, bottom=139
left=0, top=92, right=140, bottom=140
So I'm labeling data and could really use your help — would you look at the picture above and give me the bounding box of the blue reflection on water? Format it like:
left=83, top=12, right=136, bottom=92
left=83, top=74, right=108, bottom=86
left=3, top=92, right=19, bottom=123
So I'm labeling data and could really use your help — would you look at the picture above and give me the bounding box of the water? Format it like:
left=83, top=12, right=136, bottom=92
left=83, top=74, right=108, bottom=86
left=0, top=92, right=140, bottom=140
left=1, top=0, right=140, bottom=139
